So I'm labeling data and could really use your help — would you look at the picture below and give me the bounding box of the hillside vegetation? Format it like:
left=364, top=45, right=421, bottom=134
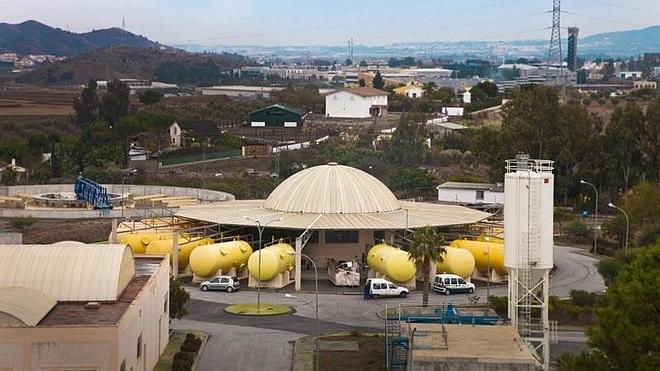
left=17, top=46, right=248, bottom=85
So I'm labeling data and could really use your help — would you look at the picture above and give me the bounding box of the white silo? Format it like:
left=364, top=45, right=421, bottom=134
left=504, top=153, right=554, bottom=370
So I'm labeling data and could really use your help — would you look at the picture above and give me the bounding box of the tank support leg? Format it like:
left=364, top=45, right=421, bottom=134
left=110, top=218, right=118, bottom=244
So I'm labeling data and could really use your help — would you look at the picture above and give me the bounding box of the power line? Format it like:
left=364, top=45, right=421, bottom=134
left=562, top=10, right=647, bottom=28
left=580, top=0, right=660, bottom=16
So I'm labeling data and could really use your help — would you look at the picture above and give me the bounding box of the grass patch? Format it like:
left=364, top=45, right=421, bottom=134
left=225, top=303, right=293, bottom=316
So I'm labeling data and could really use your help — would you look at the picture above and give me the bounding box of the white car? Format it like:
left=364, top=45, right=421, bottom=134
left=200, top=276, right=240, bottom=292
left=368, top=278, right=409, bottom=298
left=432, top=274, right=475, bottom=295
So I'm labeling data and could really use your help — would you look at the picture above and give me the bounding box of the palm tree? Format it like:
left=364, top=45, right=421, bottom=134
left=408, top=225, right=446, bottom=307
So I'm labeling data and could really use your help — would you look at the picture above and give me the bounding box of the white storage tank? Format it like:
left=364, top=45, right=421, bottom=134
left=504, top=154, right=554, bottom=270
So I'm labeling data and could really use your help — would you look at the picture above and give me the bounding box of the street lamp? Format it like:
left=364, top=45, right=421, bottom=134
left=608, top=203, right=629, bottom=256
left=121, top=168, right=138, bottom=219
left=287, top=251, right=319, bottom=371
left=244, top=216, right=282, bottom=314
left=580, top=180, right=599, bottom=254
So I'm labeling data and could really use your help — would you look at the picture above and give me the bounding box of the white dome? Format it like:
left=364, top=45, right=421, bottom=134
left=264, top=163, right=400, bottom=214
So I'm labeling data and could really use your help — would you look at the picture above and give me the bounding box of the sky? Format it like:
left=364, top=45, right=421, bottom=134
left=2, top=0, right=659, bottom=46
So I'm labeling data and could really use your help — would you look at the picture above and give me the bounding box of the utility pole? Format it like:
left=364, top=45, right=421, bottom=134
left=122, top=17, right=127, bottom=46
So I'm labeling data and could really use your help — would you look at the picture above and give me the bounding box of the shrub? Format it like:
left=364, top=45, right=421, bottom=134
left=350, top=330, right=362, bottom=337
left=180, top=334, right=202, bottom=353
left=637, top=225, right=660, bottom=247
left=582, top=98, right=591, bottom=106
left=10, top=217, right=35, bottom=231
left=597, top=98, right=606, bottom=105
left=172, top=351, right=194, bottom=371
left=566, top=219, right=589, bottom=238
left=488, top=295, right=508, bottom=316
left=570, top=289, right=597, bottom=308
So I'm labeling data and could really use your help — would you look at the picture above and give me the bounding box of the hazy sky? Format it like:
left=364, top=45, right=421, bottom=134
left=2, top=0, right=659, bottom=46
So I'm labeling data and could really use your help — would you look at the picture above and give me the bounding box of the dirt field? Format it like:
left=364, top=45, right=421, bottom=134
left=320, top=335, right=385, bottom=371
left=0, top=84, right=77, bottom=117
left=12, top=218, right=112, bottom=244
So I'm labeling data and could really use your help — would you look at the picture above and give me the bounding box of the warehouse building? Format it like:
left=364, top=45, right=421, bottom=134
left=248, top=104, right=303, bottom=128
left=325, top=87, right=389, bottom=118
left=0, top=243, right=169, bottom=371
left=437, top=181, right=504, bottom=206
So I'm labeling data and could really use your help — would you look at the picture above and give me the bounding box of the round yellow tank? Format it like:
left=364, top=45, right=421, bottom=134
left=436, top=247, right=476, bottom=279
left=367, top=243, right=416, bottom=283
left=189, top=240, right=253, bottom=277
left=247, top=242, right=295, bottom=281
left=145, top=237, right=213, bottom=270
left=450, top=239, right=506, bottom=275
left=118, top=233, right=172, bottom=254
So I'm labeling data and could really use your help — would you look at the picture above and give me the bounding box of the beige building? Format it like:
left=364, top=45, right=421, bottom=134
left=0, top=243, right=170, bottom=371
left=633, top=80, right=657, bottom=90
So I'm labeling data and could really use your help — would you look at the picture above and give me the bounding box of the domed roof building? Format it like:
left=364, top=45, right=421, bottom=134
left=176, top=163, right=490, bottom=289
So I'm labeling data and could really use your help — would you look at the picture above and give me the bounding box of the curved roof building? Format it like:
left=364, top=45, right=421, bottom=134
left=177, top=163, right=490, bottom=230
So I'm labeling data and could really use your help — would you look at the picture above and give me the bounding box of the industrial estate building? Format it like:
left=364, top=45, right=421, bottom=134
left=0, top=243, right=169, bottom=371
left=325, top=87, right=389, bottom=118
left=175, top=163, right=489, bottom=290
left=248, top=104, right=304, bottom=128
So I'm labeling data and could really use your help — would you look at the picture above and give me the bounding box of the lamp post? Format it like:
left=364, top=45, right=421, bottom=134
left=580, top=180, right=599, bottom=254
left=244, top=216, right=282, bottom=313
left=286, top=251, right=319, bottom=371
left=485, top=236, right=491, bottom=300
left=608, top=203, right=629, bottom=256
left=121, top=169, right=138, bottom=219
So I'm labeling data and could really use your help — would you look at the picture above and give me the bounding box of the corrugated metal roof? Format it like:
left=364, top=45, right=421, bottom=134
left=265, top=164, right=400, bottom=214
left=0, top=287, right=56, bottom=326
left=176, top=200, right=490, bottom=230
left=0, top=243, right=135, bottom=302
left=437, top=182, right=497, bottom=190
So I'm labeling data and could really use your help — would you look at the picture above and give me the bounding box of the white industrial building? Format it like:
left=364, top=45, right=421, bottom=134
left=201, top=85, right=283, bottom=99
left=437, top=182, right=504, bottom=205
left=325, top=87, right=388, bottom=118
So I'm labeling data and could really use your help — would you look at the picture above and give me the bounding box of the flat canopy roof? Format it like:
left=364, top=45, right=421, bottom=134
left=176, top=200, right=490, bottom=230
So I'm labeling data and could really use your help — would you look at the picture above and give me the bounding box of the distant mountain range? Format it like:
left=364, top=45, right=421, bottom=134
left=0, top=20, right=160, bottom=56
left=182, top=25, right=660, bottom=60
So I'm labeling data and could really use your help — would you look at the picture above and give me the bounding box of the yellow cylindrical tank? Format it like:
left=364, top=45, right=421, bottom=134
left=118, top=233, right=172, bottom=254
left=145, top=237, right=213, bottom=270
left=247, top=242, right=295, bottom=281
left=436, top=247, right=476, bottom=279
left=189, top=240, right=253, bottom=277
left=450, top=239, right=506, bottom=275
left=367, top=243, right=416, bottom=283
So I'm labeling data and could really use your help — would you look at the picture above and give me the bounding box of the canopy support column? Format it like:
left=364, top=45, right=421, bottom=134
left=295, top=236, right=302, bottom=291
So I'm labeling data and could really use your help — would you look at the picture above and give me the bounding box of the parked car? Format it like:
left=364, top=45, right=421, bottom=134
left=368, top=278, right=409, bottom=298
left=200, top=276, right=240, bottom=292
left=432, top=274, right=475, bottom=295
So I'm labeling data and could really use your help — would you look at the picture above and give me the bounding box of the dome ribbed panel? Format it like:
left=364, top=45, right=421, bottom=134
left=264, top=164, right=399, bottom=214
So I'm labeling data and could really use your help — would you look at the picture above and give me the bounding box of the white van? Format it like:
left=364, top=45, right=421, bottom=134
left=432, top=274, right=475, bottom=295
left=368, top=278, right=409, bottom=298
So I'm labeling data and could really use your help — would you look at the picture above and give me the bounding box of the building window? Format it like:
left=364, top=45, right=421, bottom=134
left=476, top=190, right=484, bottom=201
left=137, top=334, right=143, bottom=359
left=164, top=294, right=168, bottom=314
left=325, top=230, right=359, bottom=244
left=307, top=231, right=319, bottom=244
left=120, top=360, right=126, bottom=371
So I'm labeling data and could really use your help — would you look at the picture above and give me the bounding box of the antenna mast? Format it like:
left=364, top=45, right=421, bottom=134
left=122, top=17, right=126, bottom=46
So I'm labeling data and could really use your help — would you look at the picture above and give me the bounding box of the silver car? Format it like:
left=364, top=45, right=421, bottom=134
left=200, top=276, right=240, bottom=292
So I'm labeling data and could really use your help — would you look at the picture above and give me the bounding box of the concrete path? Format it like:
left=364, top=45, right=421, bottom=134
left=171, top=319, right=299, bottom=371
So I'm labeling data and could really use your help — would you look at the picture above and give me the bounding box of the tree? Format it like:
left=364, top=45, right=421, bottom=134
left=169, top=276, right=190, bottom=320
left=604, top=103, right=645, bottom=192
left=388, top=167, right=437, bottom=199
left=359, top=60, right=368, bottom=67
left=561, top=243, right=660, bottom=370
left=99, top=79, right=130, bottom=123
left=372, top=70, right=384, bottom=89
left=1, top=166, right=18, bottom=185
left=644, top=97, right=660, bottom=180
left=73, top=79, right=98, bottom=125
left=138, top=89, right=163, bottom=106
left=345, top=58, right=353, bottom=66
left=408, top=226, right=446, bottom=306
left=385, top=114, right=428, bottom=166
